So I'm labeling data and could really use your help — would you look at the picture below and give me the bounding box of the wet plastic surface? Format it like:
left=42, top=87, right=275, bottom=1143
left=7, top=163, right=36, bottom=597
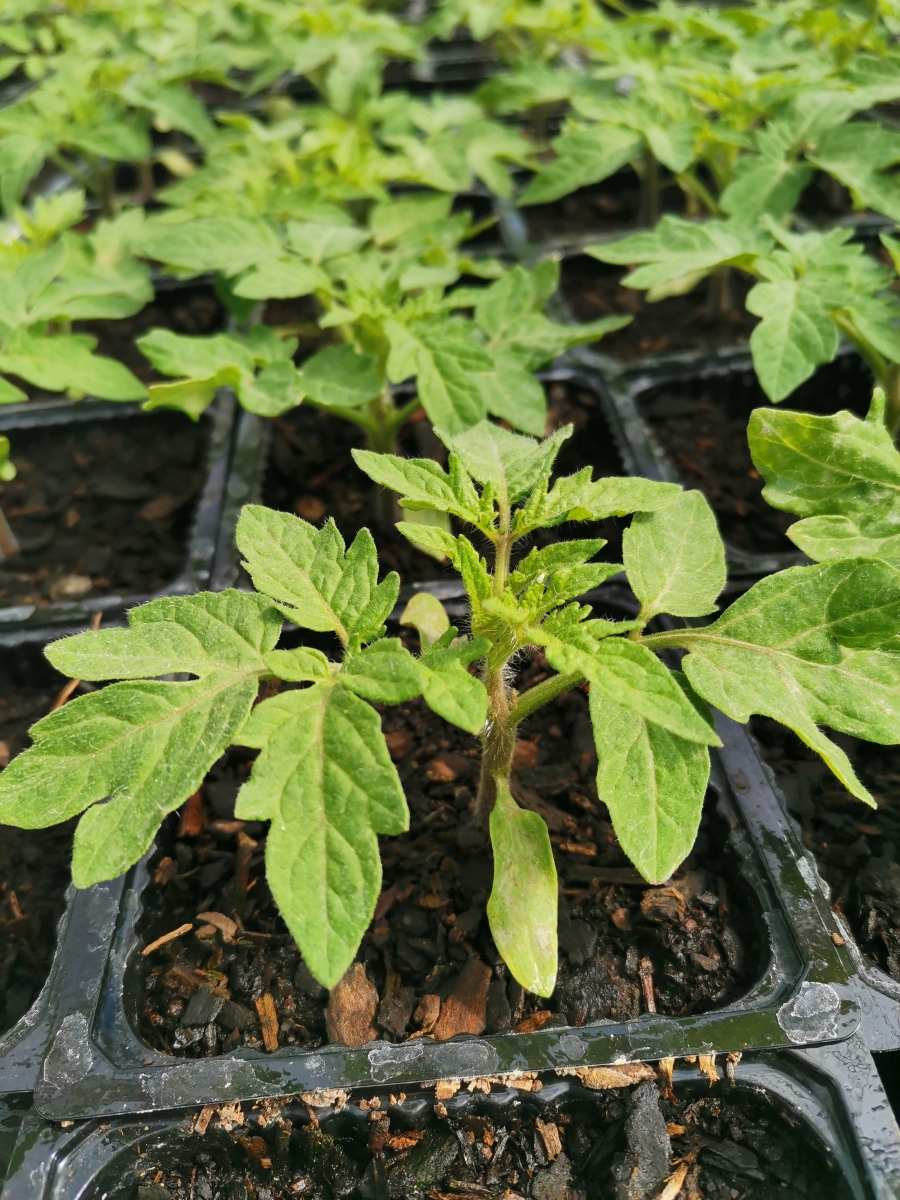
left=23, top=700, right=858, bottom=1121
left=2, top=1050, right=897, bottom=1199
left=0, top=389, right=235, bottom=642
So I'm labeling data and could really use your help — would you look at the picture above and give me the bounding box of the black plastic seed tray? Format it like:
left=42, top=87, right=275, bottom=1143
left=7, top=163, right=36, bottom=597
left=0, top=389, right=235, bottom=643
left=4, top=1044, right=899, bottom=1199
left=22, top=692, right=858, bottom=1121
left=573, top=346, right=875, bottom=579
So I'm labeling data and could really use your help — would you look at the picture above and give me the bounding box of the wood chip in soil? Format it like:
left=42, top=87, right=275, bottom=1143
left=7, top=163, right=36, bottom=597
left=127, top=1074, right=852, bottom=1199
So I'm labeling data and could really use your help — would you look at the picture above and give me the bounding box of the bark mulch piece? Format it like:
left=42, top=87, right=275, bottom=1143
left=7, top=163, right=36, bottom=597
left=0, top=679, right=74, bottom=1036
left=752, top=717, right=900, bottom=983
left=128, top=1074, right=849, bottom=1199
left=0, top=409, right=209, bottom=606
left=138, top=650, right=758, bottom=1059
left=262, top=379, right=628, bottom=584
left=634, top=355, right=874, bottom=559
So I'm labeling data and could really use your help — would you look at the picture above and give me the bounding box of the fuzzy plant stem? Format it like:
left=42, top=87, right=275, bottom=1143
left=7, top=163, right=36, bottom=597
left=367, top=389, right=421, bottom=529
left=0, top=505, right=18, bottom=561
left=707, top=265, right=734, bottom=321
left=639, top=147, right=660, bottom=227
left=474, top=505, right=584, bottom=824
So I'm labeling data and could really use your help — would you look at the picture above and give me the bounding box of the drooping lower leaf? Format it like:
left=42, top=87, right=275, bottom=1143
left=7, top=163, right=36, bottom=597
left=590, top=678, right=711, bottom=885
left=487, top=781, right=557, bottom=997
left=678, top=560, right=900, bottom=804
left=235, top=683, right=409, bottom=988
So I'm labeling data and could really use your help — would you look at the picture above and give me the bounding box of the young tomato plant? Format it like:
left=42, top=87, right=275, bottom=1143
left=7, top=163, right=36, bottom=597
left=590, top=216, right=900, bottom=409
left=4, top=423, right=900, bottom=1001
left=135, top=198, right=627, bottom=448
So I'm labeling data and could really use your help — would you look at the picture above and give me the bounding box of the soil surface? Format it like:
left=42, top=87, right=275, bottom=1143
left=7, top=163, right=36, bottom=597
left=561, top=257, right=757, bottom=362
left=75, top=283, right=226, bottom=387
left=125, top=1076, right=850, bottom=1199
left=137, top=645, right=757, bottom=1059
left=0, top=409, right=210, bottom=606
left=0, top=669, right=75, bottom=1036
left=751, top=718, right=900, bottom=984
left=262, top=380, right=629, bottom=584
left=635, top=353, right=875, bottom=560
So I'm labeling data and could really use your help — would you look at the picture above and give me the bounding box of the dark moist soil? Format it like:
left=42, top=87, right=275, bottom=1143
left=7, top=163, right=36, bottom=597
left=0, top=409, right=210, bottom=606
left=74, top=283, right=226, bottom=386
left=262, top=380, right=629, bottom=585
left=0, top=662, right=74, bottom=1036
left=635, top=353, right=875, bottom=559
left=751, top=717, right=900, bottom=984
left=123, top=1077, right=850, bottom=1200
left=561, top=256, right=757, bottom=363
left=137, top=646, right=758, bottom=1059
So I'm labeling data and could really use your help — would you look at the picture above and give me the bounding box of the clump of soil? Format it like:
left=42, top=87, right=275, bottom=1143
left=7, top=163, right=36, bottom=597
left=262, top=379, right=628, bottom=584
left=752, top=718, right=900, bottom=982
left=137, top=648, right=757, bottom=1059
left=0, top=672, right=74, bottom=1036
left=0, top=409, right=209, bottom=606
left=635, top=353, right=874, bottom=559
left=561, top=256, right=757, bottom=363
left=125, top=1075, right=850, bottom=1199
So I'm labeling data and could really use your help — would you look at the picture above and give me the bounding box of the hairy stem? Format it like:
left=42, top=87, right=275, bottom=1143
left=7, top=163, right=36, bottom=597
left=887, top=364, right=900, bottom=440
left=512, top=670, right=584, bottom=725
left=639, top=147, right=660, bottom=227
left=0, top=505, right=18, bottom=561
left=475, top=500, right=516, bottom=825
left=707, top=265, right=733, bottom=322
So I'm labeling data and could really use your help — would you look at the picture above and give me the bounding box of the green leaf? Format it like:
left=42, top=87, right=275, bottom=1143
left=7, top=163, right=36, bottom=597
left=264, top=647, right=332, bottom=683
left=342, top=639, right=422, bottom=703
left=0, top=331, right=146, bottom=401
left=541, top=628, right=720, bottom=746
left=0, top=591, right=279, bottom=886
left=0, top=376, right=27, bottom=403
left=720, top=156, right=812, bottom=226
left=138, top=215, right=281, bottom=275
left=487, top=781, right=557, bottom=997
left=287, top=221, right=370, bottom=263
left=516, top=471, right=680, bottom=533
left=679, top=561, right=900, bottom=804
left=144, top=369, right=240, bottom=419
left=418, top=633, right=489, bottom=733
left=394, top=521, right=461, bottom=561
left=746, top=276, right=839, bottom=402
left=233, top=258, right=330, bottom=300
left=436, top=421, right=572, bottom=506
left=352, top=449, right=481, bottom=524
left=0, top=133, right=47, bottom=213
left=809, top=124, right=900, bottom=223
left=587, top=216, right=763, bottom=292
left=235, top=683, right=408, bottom=988
left=747, top=401, right=900, bottom=563
left=137, top=330, right=255, bottom=380
left=624, top=490, right=726, bottom=620
left=478, top=355, right=547, bottom=437
left=590, top=674, right=711, bottom=884
left=400, top=592, right=450, bottom=650
left=236, top=506, right=399, bottom=644
left=411, top=328, right=493, bottom=432
left=519, top=126, right=642, bottom=206
left=236, top=361, right=303, bottom=418
left=301, top=345, right=383, bottom=409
